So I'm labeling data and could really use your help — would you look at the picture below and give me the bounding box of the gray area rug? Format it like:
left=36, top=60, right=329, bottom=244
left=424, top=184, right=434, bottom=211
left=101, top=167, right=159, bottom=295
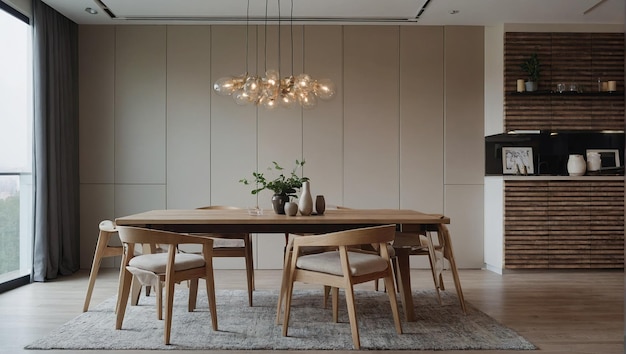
left=26, top=288, right=536, bottom=350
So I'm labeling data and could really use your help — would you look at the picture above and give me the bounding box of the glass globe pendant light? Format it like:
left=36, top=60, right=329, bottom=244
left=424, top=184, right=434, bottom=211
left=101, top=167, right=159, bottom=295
left=212, top=0, right=336, bottom=110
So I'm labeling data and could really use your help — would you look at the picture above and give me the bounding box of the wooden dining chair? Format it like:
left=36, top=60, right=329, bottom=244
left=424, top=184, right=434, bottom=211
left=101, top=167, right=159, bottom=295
left=280, top=225, right=402, bottom=349
left=193, top=206, right=254, bottom=306
left=115, top=226, right=218, bottom=345
left=393, top=225, right=467, bottom=319
left=83, top=220, right=124, bottom=312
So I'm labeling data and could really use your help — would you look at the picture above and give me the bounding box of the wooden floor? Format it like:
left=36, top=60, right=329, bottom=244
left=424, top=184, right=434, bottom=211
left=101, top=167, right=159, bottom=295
left=0, top=268, right=623, bottom=353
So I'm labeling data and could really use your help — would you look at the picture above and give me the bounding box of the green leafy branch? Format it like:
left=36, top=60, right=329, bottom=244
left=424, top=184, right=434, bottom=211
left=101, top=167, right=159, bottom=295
left=239, top=159, right=309, bottom=198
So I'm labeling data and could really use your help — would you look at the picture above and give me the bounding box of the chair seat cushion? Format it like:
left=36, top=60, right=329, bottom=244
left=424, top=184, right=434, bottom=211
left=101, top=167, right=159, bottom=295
left=128, top=252, right=205, bottom=274
left=296, top=251, right=389, bottom=276
left=211, top=237, right=245, bottom=248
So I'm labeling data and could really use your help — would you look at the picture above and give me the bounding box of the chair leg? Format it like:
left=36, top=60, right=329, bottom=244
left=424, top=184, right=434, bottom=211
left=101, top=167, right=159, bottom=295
left=205, top=265, right=218, bottom=330
left=438, top=225, right=467, bottom=314
left=131, top=277, right=142, bottom=306
left=276, top=238, right=294, bottom=324
left=384, top=272, right=403, bottom=334
left=323, top=285, right=331, bottom=308
left=424, top=233, right=443, bottom=305
left=245, top=235, right=254, bottom=306
left=188, top=278, right=198, bottom=312
left=331, top=287, right=339, bottom=323
left=156, top=281, right=163, bottom=320
left=83, top=231, right=110, bottom=312
left=164, top=278, right=175, bottom=345
left=281, top=274, right=296, bottom=337
left=344, top=283, right=361, bottom=350
left=394, top=248, right=416, bottom=322
left=115, top=267, right=133, bottom=330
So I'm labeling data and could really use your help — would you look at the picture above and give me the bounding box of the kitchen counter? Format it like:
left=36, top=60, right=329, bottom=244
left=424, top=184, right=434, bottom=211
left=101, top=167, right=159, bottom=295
left=493, top=175, right=624, bottom=181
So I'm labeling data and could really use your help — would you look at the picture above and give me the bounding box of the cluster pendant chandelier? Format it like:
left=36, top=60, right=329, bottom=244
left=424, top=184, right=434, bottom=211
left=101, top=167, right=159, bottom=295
left=213, top=0, right=335, bottom=109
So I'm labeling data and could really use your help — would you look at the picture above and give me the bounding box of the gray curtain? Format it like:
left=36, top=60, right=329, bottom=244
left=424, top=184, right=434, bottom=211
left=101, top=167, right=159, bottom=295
left=32, top=0, right=80, bottom=281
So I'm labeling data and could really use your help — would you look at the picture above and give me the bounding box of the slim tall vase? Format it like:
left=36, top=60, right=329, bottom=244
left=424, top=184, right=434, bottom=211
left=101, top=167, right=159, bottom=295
left=298, top=181, right=313, bottom=216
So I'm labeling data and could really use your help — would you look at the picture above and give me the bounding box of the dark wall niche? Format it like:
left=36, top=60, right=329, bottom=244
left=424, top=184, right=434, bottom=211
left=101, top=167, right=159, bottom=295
left=485, top=132, right=624, bottom=176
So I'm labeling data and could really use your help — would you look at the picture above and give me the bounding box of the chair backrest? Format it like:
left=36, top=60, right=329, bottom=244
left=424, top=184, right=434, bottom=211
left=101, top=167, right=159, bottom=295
left=99, top=220, right=116, bottom=233
left=117, top=226, right=213, bottom=248
left=292, top=224, right=395, bottom=249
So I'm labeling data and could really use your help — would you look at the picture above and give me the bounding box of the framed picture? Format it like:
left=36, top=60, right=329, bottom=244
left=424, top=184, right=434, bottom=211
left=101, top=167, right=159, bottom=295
left=502, top=147, right=534, bottom=174
left=586, top=149, right=620, bottom=168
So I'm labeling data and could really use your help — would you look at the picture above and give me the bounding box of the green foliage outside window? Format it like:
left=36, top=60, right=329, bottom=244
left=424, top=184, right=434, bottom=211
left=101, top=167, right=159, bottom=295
left=0, top=195, right=19, bottom=274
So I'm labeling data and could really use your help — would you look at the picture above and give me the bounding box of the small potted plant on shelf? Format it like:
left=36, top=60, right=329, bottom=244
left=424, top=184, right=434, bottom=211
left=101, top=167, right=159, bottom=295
left=239, top=159, right=308, bottom=215
left=520, top=53, right=541, bottom=92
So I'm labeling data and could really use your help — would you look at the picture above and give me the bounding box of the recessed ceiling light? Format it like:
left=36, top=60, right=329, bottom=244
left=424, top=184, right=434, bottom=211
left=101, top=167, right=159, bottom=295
left=449, top=10, right=460, bottom=15
left=85, top=7, right=98, bottom=15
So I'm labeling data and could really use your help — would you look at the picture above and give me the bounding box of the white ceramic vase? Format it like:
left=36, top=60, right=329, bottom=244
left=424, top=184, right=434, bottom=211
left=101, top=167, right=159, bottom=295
left=298, top=181, right=313, bottom=216
left=567, top=154, right=586, bottom=176
left=284, top=202, right=298, bottom=216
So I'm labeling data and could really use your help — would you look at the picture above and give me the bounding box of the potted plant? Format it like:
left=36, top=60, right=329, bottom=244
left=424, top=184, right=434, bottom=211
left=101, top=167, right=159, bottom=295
left=239, top=159, right=309, bottom=214
left=520, top=53, right=541, bottom=92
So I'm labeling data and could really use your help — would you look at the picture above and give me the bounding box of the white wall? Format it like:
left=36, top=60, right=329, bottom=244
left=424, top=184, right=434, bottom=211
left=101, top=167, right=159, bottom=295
left=78, top=24, right=486, bottom=270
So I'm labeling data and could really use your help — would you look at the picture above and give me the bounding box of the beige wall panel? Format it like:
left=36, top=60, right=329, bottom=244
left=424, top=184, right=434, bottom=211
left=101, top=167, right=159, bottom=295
left=484, top=25, right=505, bottom=136
left=210, top=26, right=258, bottom=208
left=302, top=25, right=344, bottom=207
left=444, top=184, right=484, bottom=268
left=79, top=26, right=114, bottom=184
left=444, top=27, right=485, bottom=185
left=255, top=234, right=286, bottom=269
left=399, top=26, right=445, bottom=214
left=343, top=26, right=400, bottom=209
left=79, top=184, right=115, bottom=269
left=166, top=26, right=212, bottom=209
left=114, top=184, right=166, bottom=218
left=114, top=26, right=167, bottom=184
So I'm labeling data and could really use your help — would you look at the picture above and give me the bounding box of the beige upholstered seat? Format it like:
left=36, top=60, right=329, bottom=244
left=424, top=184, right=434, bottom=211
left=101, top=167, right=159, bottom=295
left=280, top=225, right=402, bottom=349
left=115, top=226, right=218, bottom=345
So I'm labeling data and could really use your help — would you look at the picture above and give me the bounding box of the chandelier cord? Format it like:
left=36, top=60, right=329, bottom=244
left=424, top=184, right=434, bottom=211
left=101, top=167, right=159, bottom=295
left=245, top=0, right=250, bottom=74
left=264, top=0, right=268, bottom=73
left=278, top=0, right=281, bottom=75
left=290, top=0, right=294, bottom=76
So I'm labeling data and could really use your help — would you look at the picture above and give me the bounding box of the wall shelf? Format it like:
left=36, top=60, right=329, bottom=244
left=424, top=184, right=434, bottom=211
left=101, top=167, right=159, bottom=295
left=507, top=90, right=624, bottom=96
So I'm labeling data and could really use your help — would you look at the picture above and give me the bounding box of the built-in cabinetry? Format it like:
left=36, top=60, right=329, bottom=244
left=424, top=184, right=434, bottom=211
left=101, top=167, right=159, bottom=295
left=484, top=31, right=625, bottom=272
left=504, top=32, right=624, bottom=132
left=484, top=176, right=624, bottom=272
left=504, top=179, right=623, bottom=269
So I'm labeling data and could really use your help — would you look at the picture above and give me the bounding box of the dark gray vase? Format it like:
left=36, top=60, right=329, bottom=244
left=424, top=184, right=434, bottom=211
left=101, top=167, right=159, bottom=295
left=271, top=194, right=289, bottom=214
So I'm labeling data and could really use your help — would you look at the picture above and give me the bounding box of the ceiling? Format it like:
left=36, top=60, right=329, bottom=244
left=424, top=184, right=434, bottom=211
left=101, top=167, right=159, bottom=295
left=41, top=0, right=625, bottom=26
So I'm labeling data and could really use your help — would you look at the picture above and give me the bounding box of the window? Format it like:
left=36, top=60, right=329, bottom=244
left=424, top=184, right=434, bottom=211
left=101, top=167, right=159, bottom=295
left=0, top=2, right=33, bottom=291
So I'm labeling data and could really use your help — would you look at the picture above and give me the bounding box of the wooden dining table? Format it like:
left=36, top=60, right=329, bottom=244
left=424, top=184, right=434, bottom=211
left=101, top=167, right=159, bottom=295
left=115, top=208, right=466, bottom=321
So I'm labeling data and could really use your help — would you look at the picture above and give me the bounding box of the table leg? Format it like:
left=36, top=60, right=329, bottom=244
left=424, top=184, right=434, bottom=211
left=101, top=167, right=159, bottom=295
left=394, top=248, right=415, bottom=322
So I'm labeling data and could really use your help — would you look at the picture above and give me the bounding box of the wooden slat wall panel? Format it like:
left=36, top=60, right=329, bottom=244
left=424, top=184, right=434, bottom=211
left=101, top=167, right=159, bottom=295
left=504, top=181, right=549, bottom=268
left=592, top=33, right=625, bottom=84
left=548, top=182, right=591, bottom=268
left=551, top=33, right=592, bottom=88
left=504, top=180, right=624, bottom=269
left=504, top=32, right=624, bottom=132
left=591, top=96, right=625, bottom=131
left=505, top=96, right=552, bottom=131
left=589, top=182, right=624, bottom=268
